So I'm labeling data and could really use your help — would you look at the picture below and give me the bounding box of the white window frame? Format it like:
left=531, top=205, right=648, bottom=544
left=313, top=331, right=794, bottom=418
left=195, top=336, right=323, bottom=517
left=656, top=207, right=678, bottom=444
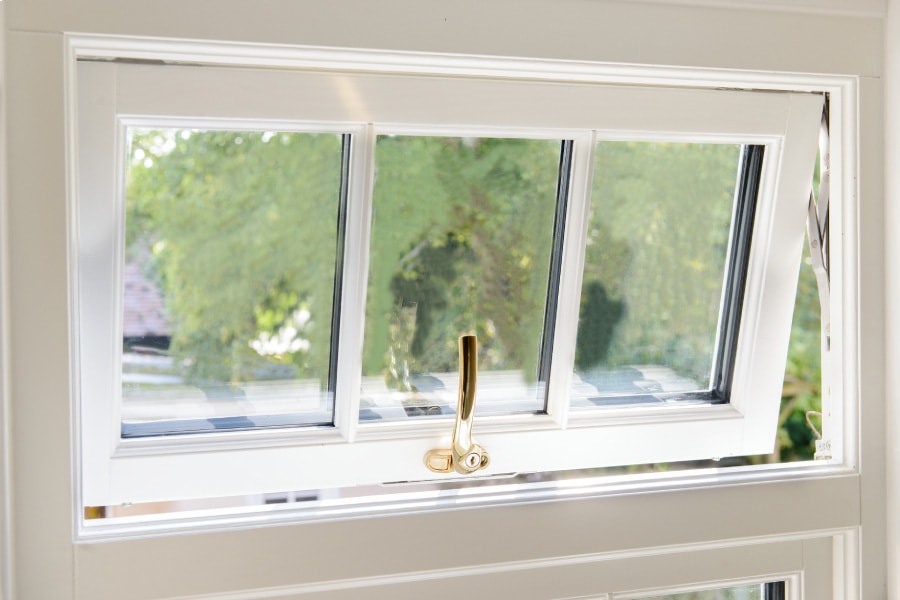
left=76, top=41, right=825, bottom=508
left=0, top=6, right=872, bottom=593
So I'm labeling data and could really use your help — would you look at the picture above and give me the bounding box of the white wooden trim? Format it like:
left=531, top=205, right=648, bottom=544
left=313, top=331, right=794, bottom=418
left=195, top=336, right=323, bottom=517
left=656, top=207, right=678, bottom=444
left=73, top=494, right=851, bottom=600
left=544, top=131, right=595, bottom=429
left=150, top=540, right=810, bottom=600
left=333, top=124, right=376, bottom=444
left=885, top=3, right=900, bottom=598
left=832, top=80, right=858, bottom=470
left=74, top=516, right=849, bottom=596
left=3, top=5, right=877, bottom=599
left=0, top=5, right=14, bottom=599
left=65, top=33, right=859, bottom=93
left=77, top=463, right=854, bottom=540
left=856, top=73, right=887, bottom=599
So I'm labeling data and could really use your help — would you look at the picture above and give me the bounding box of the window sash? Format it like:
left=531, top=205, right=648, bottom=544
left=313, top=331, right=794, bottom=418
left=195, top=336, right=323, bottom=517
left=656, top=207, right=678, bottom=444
left=76, top=60, right=823, bottom=505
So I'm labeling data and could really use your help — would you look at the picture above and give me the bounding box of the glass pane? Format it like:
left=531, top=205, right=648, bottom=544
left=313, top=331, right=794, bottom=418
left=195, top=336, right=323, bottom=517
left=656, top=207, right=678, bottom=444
left=634, top=582, right=765, bottom=600
left=361, top=135, right=562, bottom=421
left=572, top=141, right=743, bottom=407
left=122, top=128, right=344, bottom=436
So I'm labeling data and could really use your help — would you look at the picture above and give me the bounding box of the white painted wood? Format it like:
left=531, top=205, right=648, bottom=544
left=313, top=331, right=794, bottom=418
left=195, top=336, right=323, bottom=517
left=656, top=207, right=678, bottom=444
left=332, top=124, right=374, bottom=445
left=800, top=536, right=835, bottom=599
left=152, top=542, right=805, bottom=600
left=0, top=6, right=13, bottom=600
left=7, top=30, right=77, bottom=600
left=77, top=463, right=855, bottom=538
left=2, top=1, right=883, bottom=598
left=851, top=74, right=887, bottom=599
left=75, top=54, right=822, bottom=505
left=884, top=1, right=900, bottom=597
left=78, top=540, right=810, bottom=600
left=544, top=131, right=595, bottom=429
left=74, top=474, right=856, bottom=599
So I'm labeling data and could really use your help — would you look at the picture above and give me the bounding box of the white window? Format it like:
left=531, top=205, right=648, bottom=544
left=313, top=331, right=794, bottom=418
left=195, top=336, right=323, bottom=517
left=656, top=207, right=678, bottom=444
left=76, top=56, right=822, bottom=507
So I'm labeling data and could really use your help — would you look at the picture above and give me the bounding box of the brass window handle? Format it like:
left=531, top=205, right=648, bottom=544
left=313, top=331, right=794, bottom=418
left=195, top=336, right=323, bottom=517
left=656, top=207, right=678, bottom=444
left=424, top=335, right=490, bottom=474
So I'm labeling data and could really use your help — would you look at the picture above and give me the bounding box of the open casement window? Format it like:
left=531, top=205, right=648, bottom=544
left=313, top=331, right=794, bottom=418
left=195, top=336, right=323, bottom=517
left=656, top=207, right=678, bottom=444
left=76, top=60, right=822, bottom=506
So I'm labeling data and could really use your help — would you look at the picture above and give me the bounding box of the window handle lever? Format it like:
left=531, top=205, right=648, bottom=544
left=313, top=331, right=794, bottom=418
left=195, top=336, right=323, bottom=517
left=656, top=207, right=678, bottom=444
left=424, top=335, right=490, bottom=474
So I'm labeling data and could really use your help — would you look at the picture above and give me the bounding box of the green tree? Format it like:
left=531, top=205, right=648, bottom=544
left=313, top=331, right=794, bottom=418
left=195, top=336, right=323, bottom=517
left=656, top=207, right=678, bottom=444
left=580, top=141, right=740, bottom=385
left=363, top=136, right=560, bottom=385
left=126, top=129, right=343, bottom=386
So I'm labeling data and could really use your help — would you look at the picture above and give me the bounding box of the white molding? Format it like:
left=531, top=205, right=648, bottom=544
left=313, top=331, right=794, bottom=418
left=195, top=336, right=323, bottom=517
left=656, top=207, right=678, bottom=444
left=151, top=533, right=837, bottom=600
left=833, top=80, right=856, bottom=470
left=66, top=35, right=855, bottom=506
left=0, top=0, right=875, bottom=594
left=64, top=24, right=88, bottom=550
left=79, top=464, right=856, bottom=541
left=835, top=528, right=861, bottom=598
left=59, top=33, right=865, bottom=597
left=67, top=32, right=852, bottom=93
left=71, top=468, right=857, bottom=597
left=545, top=131, right=596, bottom=429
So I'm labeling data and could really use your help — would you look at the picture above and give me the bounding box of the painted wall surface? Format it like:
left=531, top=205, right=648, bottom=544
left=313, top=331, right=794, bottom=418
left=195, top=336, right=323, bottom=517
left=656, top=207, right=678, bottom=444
left=4, top=0, right=884, bottom=75
left=884, top=0, right=900, bottom=596
left=0, top=0, right=889, bottom=598
left=646, top=0, right=884, bottom=16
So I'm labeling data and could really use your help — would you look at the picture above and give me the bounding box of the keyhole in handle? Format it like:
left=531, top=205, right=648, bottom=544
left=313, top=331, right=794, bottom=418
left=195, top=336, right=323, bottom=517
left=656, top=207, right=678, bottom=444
left=465, top=453, right=480, bottom=469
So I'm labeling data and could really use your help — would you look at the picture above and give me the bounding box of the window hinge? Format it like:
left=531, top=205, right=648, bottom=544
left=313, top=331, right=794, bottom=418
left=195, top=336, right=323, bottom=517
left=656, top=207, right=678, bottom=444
left=807, top=104, right=830, bottom=352
left=806, top=411, right=831, bottom=460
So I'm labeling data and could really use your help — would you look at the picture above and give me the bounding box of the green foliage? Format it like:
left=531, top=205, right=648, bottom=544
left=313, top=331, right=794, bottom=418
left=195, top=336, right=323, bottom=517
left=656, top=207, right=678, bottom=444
left=126, top=129, right=343, bottom=385
left=580, top=142, right=739, bottom=384
left=363, top=136, right=560, bottom=383
left=776, top=240, right=822, bottom=462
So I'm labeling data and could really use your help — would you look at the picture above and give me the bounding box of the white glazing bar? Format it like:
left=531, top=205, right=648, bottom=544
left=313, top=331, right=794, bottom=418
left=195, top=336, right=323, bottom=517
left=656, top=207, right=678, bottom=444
left=333, top=124, right=376, bottom=443
left=545, top=131, right=596, bottom=429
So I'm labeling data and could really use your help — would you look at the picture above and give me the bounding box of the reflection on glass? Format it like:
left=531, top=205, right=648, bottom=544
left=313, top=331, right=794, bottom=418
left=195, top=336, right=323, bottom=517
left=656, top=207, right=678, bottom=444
left=636, top=583, right=765, bottom=600
left=572, top=142, right=742, bottom=407
left=122, top=129, right=344, bottom=436
left=361, top=136, right=562, bottom=420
